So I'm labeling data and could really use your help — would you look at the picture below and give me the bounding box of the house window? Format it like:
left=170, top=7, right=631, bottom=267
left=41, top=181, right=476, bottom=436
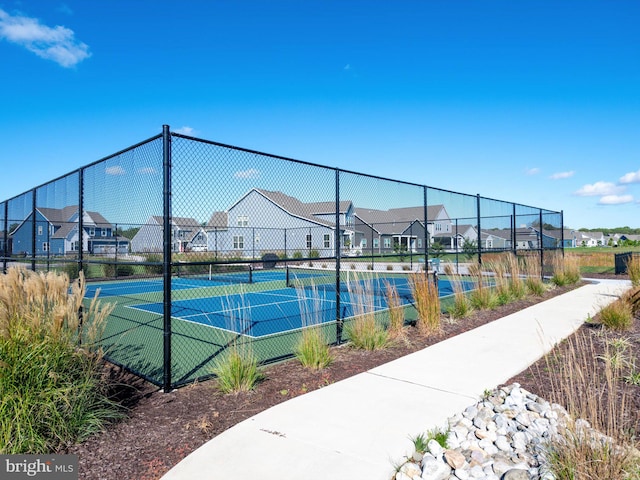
left=306, top=234, right=312, bottom=249
left=237, top=215, right=248, bottom=227
left=71, top=241, right=78, bottom=251
left=89, top=227, right=95, bottom=236
left=38, top=225, right=43, bottom=235
left=373, top=238, right=379, bottom=248
left=362, top=238, right=367, bottom=248
left=417, top=239, right=422, bottom=248
left=383, top=238, right=391, bottom=248
left=323, top=234, right=330, bottom=248
left=102, top=229, right=108, bottom=237
left=42, top=242, right=49, bottom=252
left=233, top=236, right=244, bottom=249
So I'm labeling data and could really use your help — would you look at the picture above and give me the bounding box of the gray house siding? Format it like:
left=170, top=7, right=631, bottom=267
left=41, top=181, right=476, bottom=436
left=210, top=190, right=336, bottom=258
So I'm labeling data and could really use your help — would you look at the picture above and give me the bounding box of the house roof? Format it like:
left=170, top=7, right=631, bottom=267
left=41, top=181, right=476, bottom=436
left=354, top=205, right=444, bottom=235
left=229, top=189, right=337, bottom=228
left=435, top=223, right=476, bottom=238
left=206, top=211, right=229, bottom=229
left=152, top=216, right=205, bottom=243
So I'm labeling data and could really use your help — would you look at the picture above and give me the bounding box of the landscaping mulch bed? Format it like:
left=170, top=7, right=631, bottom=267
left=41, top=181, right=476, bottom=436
left=66, top=275, right=635, bottom=480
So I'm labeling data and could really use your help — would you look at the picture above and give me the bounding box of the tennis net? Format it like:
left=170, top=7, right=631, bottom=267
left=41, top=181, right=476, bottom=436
left=176, top=262, right=253, bottom=284
left=286, top=265, right=423, bottom=299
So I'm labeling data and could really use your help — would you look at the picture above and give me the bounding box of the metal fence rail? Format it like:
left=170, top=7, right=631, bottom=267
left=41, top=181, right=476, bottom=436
left=0, top=125, right=564, bottom=391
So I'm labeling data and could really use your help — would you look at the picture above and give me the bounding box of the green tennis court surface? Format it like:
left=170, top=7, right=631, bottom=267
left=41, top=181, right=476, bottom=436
left=89, top=268, right=475, bottom=386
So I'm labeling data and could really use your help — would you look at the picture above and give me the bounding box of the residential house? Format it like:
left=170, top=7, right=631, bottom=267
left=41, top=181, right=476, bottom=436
left=9, top=206, right=129, bottom=255
left=205, top=189, right=353, bottom=258
left=570, top=230, right=606, bottom=248
left=352, top=205, right=453, bottom=255
left=131, top=216, right=207, bottom=253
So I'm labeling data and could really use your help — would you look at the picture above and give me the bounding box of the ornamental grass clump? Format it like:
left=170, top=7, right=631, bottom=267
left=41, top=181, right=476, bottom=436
left=599, top=297, right=634, bottom=332
left=468, top=269, right=498, bottom=311
left=385, top=282, right=406, bottom=340
left=443, top=265, right=472, bottom=320
left=626, top=255, right=640, bottom=287
left=213, top=289, right=263, bottom=393
left=344, top=274, right=389, bottom=350
left=486, top=259, right=511, bottom=306
left=294, top=285, right=333, bottom=370
left=409, top=272, right=441, bottom=335
left=505, top=253, right=527, bottom=299
left=521, top=254, right=547, bottom=296
left=0, top=268, right=119, bottom=454
left=551, top=253, right=581, bottom=287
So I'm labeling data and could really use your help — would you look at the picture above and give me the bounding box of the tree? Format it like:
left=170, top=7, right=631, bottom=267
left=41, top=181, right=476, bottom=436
left=429, top=241, right=445, bottom=258
left=462, top=239, right=478, bottom=260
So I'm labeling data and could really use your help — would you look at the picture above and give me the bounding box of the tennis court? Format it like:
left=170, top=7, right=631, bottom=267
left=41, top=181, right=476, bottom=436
left=88, top=266, right=476, bottom=386
left=120, top=267, right=474, bottom=338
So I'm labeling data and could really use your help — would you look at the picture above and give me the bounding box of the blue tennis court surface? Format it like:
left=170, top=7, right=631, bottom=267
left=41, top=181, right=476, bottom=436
left=127, top=275, right=472, bottom=338
left=85, top=269, right=283, bottom=298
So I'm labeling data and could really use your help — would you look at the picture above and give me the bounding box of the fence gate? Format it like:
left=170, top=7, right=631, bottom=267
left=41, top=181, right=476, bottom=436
left=615, top=252, right=633, bottom=274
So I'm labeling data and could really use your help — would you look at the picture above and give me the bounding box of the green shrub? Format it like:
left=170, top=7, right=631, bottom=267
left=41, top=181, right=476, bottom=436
left=143, top=253, right=163, bottom=275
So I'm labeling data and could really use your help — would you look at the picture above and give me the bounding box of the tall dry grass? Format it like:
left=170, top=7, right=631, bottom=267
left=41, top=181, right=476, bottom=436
left=408, top=272, right=441, bottom=335
left=294, top=284, right=333, bottom=369
left=212, top=287, right=263, bottom=392
left=626, top=255, right=640, bottom=287
left=344, top=273, right=389, bottom=350
left=443, top=264, right=472, bottom=319
left=540, top=329, right=640, bottom=479
left=520, top=254, right=547, bottom=296
left=0, top=267, right=118, bottom=454
left=385, top=282, right=406, bottom=340
left=551, top=252, right=581, bottom=286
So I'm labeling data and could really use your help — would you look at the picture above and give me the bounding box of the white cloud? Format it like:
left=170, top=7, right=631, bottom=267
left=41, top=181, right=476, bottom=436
left=598, top=195, right=634, bottom=205
left=549, top=171, right=575, bottom=180
left=57, top=4, right=73, bottom=15
left=234, top=168, right=260, bottom=179
left=137, top=167, right=156, bottom=174
left=105, top=165, right=125, bottom=175
left=525, top=168, right=540, bottom=176
left=174, top=126, right=195, bottom=135
left=573, top=181, right=625, bottom=197
left=0, top=8, right=90, bottom=67
left=619, top=169, right=640, bottom=184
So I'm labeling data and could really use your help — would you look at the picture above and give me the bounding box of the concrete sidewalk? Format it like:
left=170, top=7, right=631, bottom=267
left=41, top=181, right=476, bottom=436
left=161, top=279, right=630, bottom=480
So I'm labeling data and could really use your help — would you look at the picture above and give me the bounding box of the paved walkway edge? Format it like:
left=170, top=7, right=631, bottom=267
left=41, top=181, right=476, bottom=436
left=161, top=279, right=630, bottom=480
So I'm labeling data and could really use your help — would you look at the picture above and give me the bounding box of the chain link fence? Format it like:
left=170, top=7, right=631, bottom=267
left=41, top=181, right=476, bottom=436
left=1, top=126, right=564, bottom=390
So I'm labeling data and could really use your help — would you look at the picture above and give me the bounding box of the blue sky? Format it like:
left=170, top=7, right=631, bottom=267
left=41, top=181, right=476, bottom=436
left=0, top=1, right=638, bottom=230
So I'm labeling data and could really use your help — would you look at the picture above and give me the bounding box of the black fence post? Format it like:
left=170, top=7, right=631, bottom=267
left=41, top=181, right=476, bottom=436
left=3, top=201, right=8, bottom=273
left=476, top=194, right=482, bottom=266
left=31, top=189, right=36, bottom=271
left=560, top=210, right=565, bottom=254
left=511, top=203, right=516, bottom=257
left=423, top=186, right=429, bottom=269
left=78, top=169, right=84, bottom=276
left=539, top=209, right=544, bottom=280
left=162, top=125, right=173, bottom=393
left=335, top=169, right=343, bottom=344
